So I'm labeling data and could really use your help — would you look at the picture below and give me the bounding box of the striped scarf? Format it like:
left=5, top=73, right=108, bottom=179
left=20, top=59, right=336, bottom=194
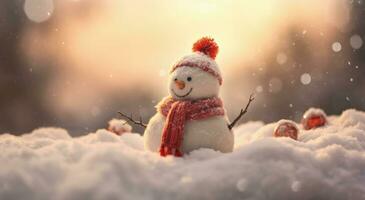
left=157, top=96, right=225, bottom=157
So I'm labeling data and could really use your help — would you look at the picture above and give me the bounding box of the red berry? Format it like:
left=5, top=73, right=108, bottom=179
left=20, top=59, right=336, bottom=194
left=302, top=108, right=327, bottom=130
left=274, top=120, right=298, bottom=140
left=107, top=127, right=124, bottom=136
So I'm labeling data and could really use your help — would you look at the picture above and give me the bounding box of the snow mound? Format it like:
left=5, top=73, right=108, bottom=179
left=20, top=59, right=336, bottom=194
left=1, top=109, right=365, bottom=200
left=107, top=118, right=132, bottom=135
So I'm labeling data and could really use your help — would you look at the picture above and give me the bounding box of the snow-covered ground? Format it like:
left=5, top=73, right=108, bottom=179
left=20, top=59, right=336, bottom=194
left=0, top=109, right=365, bottom=200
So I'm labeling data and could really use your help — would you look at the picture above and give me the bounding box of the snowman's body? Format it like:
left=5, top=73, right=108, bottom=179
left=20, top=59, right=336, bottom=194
left=144, top=113, right=233, bottom=153
left=143, top=37, right=234, bottom=155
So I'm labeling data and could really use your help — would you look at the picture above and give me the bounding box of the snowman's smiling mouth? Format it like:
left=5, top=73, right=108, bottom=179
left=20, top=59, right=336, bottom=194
left=172, top=88, right=193, bottom=98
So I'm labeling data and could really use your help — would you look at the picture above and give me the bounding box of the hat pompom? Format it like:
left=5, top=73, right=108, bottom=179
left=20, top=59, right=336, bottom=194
left=192, top=37, right=219, bottom=59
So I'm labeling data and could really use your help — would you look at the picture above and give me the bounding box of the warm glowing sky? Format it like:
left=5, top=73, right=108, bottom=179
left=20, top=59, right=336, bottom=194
left=22, top=0, right=350, bottom=116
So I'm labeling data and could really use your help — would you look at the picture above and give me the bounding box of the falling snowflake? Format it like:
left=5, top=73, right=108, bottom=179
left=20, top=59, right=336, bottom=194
left=236, top=178, right=248, bottom=192
left=291, top=181, right=302, bottom=192
left=276, top=52, right=288, bottom=65
left=269, top=78, right=283, bottom=93
left=256, top=85, right=263, bottom=93
left=180, top=175, right=193, bottom=184
left=91, top=106, right=101, bottom=117
left=332, top=42, right=342, bottom=52
left=159, top=69, right=167, bottom=77
left=300, top=73, right=311, bottom=85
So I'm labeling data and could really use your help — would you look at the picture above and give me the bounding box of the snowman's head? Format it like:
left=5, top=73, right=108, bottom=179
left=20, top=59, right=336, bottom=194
left=168, top=37, right=222, bottom=100
left=168, top=66, right=220, bottom=100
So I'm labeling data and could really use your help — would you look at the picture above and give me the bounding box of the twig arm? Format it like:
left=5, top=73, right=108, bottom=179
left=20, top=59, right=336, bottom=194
left=118, top=111, right=147, bottom=128
left=228, top=94, right=255, bottom=130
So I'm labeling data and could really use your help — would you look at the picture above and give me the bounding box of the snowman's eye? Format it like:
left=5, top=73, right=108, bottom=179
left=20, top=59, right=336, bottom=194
left=187, top=77, right=192, bottom=82
left=174, top=78, right=178, bottom=81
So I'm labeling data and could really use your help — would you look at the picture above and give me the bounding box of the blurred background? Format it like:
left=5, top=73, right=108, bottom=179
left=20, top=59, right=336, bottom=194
left=1, top=0, right=364, bottom=136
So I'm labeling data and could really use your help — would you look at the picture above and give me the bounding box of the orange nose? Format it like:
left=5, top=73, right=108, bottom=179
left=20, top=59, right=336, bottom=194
left=175, top=80, right=185, bottom=89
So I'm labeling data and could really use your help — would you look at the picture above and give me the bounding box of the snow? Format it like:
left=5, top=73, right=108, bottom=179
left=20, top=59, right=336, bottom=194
left=1, top=109, right=365, bottom=199
left=303, top=107, right=327, bottom=119
left=107, top=118, right=132, bottom=135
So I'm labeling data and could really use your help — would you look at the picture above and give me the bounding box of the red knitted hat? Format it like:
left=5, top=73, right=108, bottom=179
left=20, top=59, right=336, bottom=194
left=170, top=37, right=223, bottom=85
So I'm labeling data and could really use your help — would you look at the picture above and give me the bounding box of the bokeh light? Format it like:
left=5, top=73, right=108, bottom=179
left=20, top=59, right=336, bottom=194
left=24, top=0, right=54, bottom=23
left=300, top=73, right=311, bottom=85
left=350, top=34, right=363, bottom=49
left=1, top=0, right=365, bottom=134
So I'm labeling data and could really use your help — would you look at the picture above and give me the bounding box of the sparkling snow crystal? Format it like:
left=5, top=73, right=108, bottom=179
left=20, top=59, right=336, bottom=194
left=0, top=109, right=365, bottom=199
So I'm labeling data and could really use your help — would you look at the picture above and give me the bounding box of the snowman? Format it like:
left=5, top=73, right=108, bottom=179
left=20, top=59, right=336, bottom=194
left=142, top=37, right=253, bottom=157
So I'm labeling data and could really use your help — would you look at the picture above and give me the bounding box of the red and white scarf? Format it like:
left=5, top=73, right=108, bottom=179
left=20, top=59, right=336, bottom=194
left=157, top=96, right=225, bottom=157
